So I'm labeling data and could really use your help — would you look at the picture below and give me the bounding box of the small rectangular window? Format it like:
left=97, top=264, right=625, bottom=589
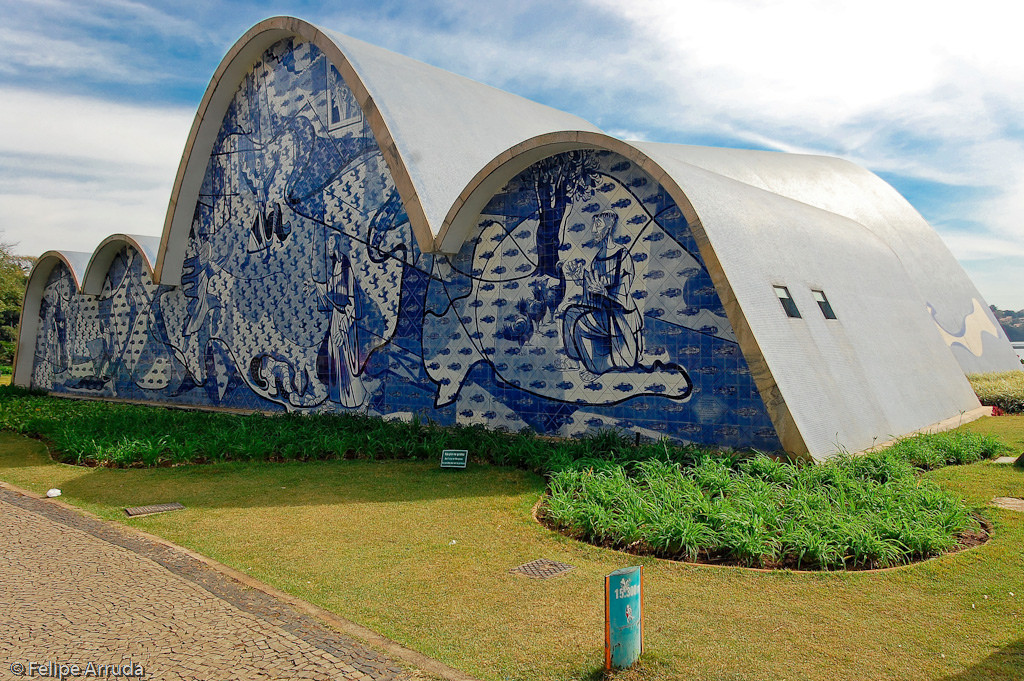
left=812, top=289, right=837, bottom=319
left=773, top=285, right=801, bottom=318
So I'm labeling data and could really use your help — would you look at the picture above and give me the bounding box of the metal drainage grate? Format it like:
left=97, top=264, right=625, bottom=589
left=124, top=502, right=186, bottom=518
left=510, top=558, right=575, bottom=579
left=992, top=497, right=1024, bottom=513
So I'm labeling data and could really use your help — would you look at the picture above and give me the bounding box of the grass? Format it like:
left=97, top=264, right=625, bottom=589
left=0, top=387, right=996, bottom=570
left=2, top=387, right=1023, bottom=678
left=968, top=371, right=1024, bottom=414
left=0, top=387, right=1006, bottom=572
left=1, top=423, right=1022, bottom=681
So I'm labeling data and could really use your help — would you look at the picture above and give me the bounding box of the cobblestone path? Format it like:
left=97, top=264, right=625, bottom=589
left=0, top=487, right=429, bottom=681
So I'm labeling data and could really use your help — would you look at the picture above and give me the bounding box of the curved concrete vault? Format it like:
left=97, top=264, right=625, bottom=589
left=15, top=16, right=1020, bottom=459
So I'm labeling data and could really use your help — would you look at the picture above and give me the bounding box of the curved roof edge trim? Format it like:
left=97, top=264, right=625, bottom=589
left=436, top=130, right=810, bottom=457
left=154, top=15, right=434, bottom=287
left=13, top=250, right=93, bottom=386
left=82, top=234, right=161, bottom=295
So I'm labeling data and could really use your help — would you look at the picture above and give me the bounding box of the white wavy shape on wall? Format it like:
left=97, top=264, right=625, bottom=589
left=928, top=298, right=1002, bottom=357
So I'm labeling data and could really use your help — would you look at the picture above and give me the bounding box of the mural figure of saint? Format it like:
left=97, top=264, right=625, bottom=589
left=560, top=211, right=644, bottom=382
left=321, top=231, right=367, bottom=407
left=39, top=295, right=70, bottom=378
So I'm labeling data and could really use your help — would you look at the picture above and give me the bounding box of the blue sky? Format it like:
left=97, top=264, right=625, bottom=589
left=2, top=0, right=1023, bottom=308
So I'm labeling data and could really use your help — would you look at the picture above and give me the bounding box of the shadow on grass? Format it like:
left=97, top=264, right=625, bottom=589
left=0, top=432, right=59, bottom=468
left=0, top=432, right=544, bottom=511
left=573, top=658, right=669, bottom=681
left=942, top=638, right=1024, bottom=681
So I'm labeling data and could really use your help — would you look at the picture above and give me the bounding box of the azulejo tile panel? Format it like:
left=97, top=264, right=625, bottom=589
left=29, top=38, right=780, bottom=452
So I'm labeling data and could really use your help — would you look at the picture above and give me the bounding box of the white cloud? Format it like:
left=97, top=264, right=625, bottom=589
left=578, top=0, right=1021, bottom=157
left=585, top=0, right=1024, bottom=126
left=0, top=86, right=192, bottom=257
left=938, top=230, right=1024, bottom=261
left=2, top=0, right=1023, bottom=306
left=17, top=0, right=210, bottom=44
left=0, top=27, right=148, bottom=81
left=582, top=0, right=1024, bottom=307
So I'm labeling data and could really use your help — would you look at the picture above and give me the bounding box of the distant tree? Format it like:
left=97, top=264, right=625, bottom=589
left=991, top=305, right=1024, bottom=342
left=0, top=241, right=32, bottom=367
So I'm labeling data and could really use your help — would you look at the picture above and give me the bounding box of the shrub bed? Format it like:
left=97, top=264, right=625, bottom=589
left=968, top=370, right=1024, bottom=414
left=543, top=432, right=1005, bottom=570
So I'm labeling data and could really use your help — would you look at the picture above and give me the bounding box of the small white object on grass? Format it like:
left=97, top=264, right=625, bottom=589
left=46, top=489, right=61, bottom=498
left=448, top=540, right=457, bottom=545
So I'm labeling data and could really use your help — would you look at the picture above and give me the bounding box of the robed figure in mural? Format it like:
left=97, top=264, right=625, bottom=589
left=320, top=231, right=367, bottom=408
left=561, top=211, right=644, bottom=382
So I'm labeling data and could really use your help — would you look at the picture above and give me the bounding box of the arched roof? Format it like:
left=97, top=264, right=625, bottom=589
left=14, top=16, right=1009, bottom=457
left=81, top=234, right=160, bottom=295
left=439, top=131, right=985, bottom=458
left=13, top=250, right=92, bottom=383
left=15, top=16, right=603, bottom=388
left=637, top=149, right=983, bottom=458
left=15, top=235, right=159, bottom=383
left=155, top=16, right=601, bottom=287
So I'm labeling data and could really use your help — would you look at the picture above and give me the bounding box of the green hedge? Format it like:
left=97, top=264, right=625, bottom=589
left=0, top=385, right=738, bottom=471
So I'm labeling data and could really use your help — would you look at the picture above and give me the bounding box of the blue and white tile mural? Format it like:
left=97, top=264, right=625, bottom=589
left=30, top=38, right=781, bottom=451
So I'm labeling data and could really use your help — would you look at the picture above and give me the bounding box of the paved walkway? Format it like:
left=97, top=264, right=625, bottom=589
left=0, top=486, right=431, bottom=681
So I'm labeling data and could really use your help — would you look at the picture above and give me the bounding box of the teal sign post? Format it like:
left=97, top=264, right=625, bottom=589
left=605, top=565, right=643, bottom=669
left=440, top=449, right=468, bottom=468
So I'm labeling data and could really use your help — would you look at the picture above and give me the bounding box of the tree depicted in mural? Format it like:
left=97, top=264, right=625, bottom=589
left=530, top=150, right=599, bottom=282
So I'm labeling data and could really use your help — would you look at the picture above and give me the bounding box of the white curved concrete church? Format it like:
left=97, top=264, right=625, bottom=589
left=15, top=17, right=1020, bottom=460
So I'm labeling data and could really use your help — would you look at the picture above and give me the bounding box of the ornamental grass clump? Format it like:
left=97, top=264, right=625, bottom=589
left=883, top=430, right=1007, bottom=469
left=545, top=437, right=998, bottom=570
left=969, top=370, right=1024, bottom=414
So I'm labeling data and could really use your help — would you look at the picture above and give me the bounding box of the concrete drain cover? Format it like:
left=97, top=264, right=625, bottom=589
left=510, top=558, right=575, bottom=579
left=992, top=497, right=1024, bottom=512
left=124, top=502, right=185, bottom=517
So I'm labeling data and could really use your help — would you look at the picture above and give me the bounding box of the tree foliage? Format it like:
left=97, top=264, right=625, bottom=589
left=991, top=306, right=1024, bottom=342
left=0, top=242, right=32, bottom=367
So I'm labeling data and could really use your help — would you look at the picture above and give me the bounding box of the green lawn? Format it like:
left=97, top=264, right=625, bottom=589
left=2, top=421, right=1023, bottom=680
